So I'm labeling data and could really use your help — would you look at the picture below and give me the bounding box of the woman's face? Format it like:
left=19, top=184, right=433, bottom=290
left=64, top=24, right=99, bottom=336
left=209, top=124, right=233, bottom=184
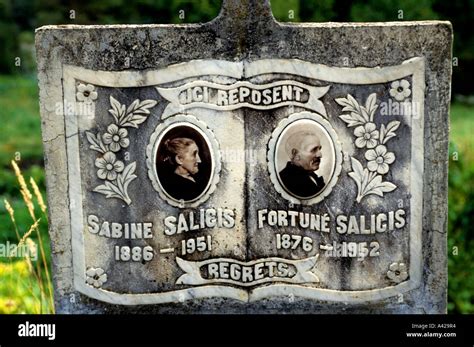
left=176, top=142, right=201, bottom=175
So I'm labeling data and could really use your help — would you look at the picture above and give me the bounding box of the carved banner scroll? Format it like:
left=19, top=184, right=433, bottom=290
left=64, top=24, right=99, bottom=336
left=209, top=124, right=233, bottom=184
left=175, top=256, right=320, bottom=286
left=157, top=81, right=330, bottom=117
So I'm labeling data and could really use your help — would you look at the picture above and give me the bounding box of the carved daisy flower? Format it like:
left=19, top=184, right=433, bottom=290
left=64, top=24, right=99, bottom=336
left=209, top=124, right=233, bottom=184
left=76, top=83, right=98, bottom=104
left=387, top=262, right=408, bottom=283
left=389, top=79, right=411, bottom=101
left=365, top=145, right=395, bottom=175
left=102, top=124, right=130, bottom=152
left=354, top=122, right=379, bottom=149
left=95, top=152, right=124, bottom=180
left=86, top=267, right=107, bottom=288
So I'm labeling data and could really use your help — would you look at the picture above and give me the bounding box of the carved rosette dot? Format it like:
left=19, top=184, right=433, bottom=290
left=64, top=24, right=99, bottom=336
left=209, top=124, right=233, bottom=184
left=389, top=79, right=411, bottom=102
left=76, top=83, right=98, bottom=104
left=386, top=262, right=408, bottom=283
left=85, top=267, right=107, bottom=288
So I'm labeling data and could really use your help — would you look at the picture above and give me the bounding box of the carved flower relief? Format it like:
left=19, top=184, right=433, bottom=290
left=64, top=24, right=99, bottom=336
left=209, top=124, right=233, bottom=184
left=102, top=124, right=130, bottom=152
left=76, top=83, right=98, bottom=104
left=95, top=152, right=124, bottom=180
left=85, top=267, right=107, bottom=288
left=387, top=262, right=408, bottom=283
left=389, top=79, right=411, bottom=101
left=354, top=122, right=379, bottom=149
left=364, top=145, right=395, bottom=175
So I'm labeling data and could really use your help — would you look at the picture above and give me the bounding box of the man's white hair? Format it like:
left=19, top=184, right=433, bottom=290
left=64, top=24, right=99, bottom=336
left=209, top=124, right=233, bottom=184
left=285, top=131, right=319, bottom=158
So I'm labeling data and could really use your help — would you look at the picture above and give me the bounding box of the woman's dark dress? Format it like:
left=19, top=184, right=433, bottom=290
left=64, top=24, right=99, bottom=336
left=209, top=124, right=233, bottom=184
left=160, top=168, right=205, bottom=201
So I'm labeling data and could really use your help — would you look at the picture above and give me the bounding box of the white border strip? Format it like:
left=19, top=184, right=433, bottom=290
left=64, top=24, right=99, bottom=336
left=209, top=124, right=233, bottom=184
left=244, top=58, right=423, bottom=84
left=63, top=68, right=88, bottom=296
left=64, top=60, right=243, bottom=87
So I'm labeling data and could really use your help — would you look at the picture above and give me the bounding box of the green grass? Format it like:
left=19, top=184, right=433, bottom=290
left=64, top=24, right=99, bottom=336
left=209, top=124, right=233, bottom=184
left=450, top=103, right=474, bottom=161
left=0, top=75, right=43, bottom=166
left=0, top=74, right=473, bottom=313
left=0, top=75, right=45, bottom=242
left=447, top=101, right=474, bottom=314
left=0, top=75, right=53, bottom=313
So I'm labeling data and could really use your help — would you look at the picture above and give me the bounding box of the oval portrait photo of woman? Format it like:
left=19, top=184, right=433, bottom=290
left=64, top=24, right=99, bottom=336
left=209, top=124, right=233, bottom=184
left=156, top=126, right=212, bottom=201
left=147, top=115, right=220, bottom=207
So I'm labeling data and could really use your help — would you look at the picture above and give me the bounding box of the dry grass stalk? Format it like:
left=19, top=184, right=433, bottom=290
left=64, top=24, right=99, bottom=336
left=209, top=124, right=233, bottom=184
left=11, top=160, right=33, bottom=201
left=11, top=160, right=55, bottom=313
left=30, top=177, right=47, bottom=214
left=4, top=199, right=21, bottom=240
left=18, top=219, right=41, bottom=247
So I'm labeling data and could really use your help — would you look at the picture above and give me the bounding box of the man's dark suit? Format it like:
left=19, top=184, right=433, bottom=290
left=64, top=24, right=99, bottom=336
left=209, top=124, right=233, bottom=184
left=279, top=161, right=325, bottom=198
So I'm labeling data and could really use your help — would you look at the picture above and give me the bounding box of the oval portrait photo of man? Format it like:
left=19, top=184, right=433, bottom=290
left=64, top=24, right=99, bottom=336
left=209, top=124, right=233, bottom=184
left=268, top=112, right=342, bottom=204
left=154, top=123, right=213, bottom=203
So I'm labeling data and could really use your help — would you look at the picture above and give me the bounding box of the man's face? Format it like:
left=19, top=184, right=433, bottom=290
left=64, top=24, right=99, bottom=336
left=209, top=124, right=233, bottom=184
left=177, top=142, right=201, bottom=175
left=293, top=135, right=322, bottom=171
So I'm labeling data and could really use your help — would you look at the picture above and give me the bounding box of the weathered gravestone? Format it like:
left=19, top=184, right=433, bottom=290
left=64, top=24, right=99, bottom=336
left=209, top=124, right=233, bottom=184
left=35, top=0, right=452, bottom=313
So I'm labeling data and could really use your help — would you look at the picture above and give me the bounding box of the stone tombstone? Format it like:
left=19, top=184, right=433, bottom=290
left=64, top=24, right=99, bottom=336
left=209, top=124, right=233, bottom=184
left=35, top=0, right=452, bottom=313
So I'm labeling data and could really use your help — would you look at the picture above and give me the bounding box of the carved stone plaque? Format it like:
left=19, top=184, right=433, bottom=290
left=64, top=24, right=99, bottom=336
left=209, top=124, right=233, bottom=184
left=36, top=1, right=451, bottom=313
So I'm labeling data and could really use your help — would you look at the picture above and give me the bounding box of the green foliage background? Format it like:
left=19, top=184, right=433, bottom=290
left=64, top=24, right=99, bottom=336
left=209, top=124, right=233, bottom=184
left=0, top=0, right=472, bottom=313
